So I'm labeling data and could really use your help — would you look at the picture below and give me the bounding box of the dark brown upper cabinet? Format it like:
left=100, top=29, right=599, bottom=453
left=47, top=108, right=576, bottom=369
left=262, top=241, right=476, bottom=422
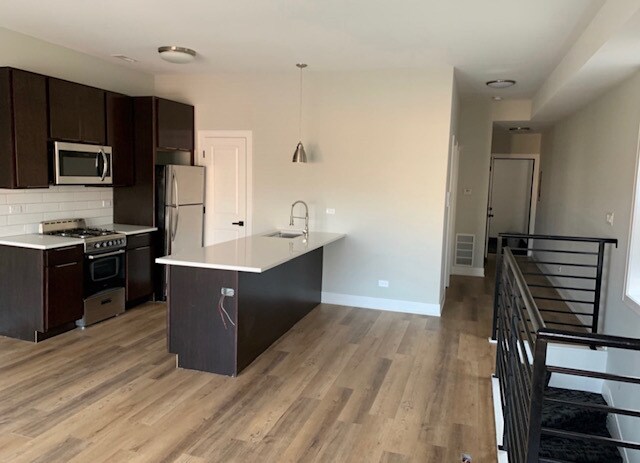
left=0, top=68, right=49, bottom=189
left=49, top=78, right=105, bottom=144
left=106, top=91, right=134, bottom=186
left=156, top=98, right=194, bottom=151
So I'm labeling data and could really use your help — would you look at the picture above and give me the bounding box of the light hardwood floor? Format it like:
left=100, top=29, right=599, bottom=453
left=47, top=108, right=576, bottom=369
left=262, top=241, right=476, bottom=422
left=0, top=273, right=497, bottom=462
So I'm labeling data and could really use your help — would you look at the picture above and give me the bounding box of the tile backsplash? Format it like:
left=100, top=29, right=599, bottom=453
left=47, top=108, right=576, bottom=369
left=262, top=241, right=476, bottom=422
left=0, top=186, right=113, bottom=237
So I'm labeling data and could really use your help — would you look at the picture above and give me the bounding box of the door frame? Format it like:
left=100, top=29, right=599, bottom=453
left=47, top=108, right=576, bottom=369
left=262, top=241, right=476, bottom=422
left=196, top=130, right=254, bottom=238
left=484, top=153, right=540, bottom=258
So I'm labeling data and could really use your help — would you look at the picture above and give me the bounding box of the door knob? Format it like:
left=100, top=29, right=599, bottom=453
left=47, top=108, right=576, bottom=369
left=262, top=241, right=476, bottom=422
left=232, top=221, right=244, bottom=226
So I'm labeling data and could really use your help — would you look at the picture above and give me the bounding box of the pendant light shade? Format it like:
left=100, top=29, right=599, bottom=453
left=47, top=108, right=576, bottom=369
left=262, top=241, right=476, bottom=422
left=292, top=63, right=308, bottom=163
left=292, top=142, right=307, bottom=163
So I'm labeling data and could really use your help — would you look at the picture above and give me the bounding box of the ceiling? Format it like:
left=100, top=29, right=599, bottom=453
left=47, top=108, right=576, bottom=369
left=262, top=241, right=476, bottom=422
left=0, top=0, right=605, bottom=98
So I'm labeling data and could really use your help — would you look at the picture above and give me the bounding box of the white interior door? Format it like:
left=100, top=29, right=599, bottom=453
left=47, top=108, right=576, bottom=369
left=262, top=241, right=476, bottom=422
left=198, top=135, right=249, bottom=246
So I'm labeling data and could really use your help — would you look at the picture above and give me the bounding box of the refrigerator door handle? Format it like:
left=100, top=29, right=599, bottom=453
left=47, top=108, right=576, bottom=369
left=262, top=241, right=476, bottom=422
left=173, top=206, right=180, bottom=240
left=172, top=172, right=179, bottom=207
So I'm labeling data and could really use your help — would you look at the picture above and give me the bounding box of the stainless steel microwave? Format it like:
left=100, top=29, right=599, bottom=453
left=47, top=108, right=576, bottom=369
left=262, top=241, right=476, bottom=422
left=53, top=142, right=113, bottom=185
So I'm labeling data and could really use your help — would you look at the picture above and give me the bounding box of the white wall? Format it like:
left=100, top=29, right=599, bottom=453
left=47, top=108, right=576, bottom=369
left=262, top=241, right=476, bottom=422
left=0, top=27, right=153, bottom=95
left=155, top=67, right=455, bottom=314
left=489, top=159, right=533, bottom=238
left=454, top=99, right=493, bottom=270
left=536, top=70, right=640, bottom=461
left=0, top=187, right=113, bottom=236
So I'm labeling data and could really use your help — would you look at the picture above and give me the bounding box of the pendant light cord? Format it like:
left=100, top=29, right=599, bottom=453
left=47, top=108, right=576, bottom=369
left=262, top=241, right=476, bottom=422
left=298, top=65, right=303, bottom=141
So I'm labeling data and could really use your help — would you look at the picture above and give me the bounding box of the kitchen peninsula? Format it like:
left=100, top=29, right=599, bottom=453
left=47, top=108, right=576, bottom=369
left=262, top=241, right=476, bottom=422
left=156, top=231, right=345, bottom=376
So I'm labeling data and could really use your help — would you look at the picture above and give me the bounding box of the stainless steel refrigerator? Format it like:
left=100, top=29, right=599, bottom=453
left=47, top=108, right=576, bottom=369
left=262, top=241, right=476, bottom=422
left=156, top=165, right=205, bottom=299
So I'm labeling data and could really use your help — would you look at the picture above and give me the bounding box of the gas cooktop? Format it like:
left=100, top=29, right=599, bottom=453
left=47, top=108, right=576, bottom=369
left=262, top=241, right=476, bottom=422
left=39, top=219, right=126, bottom=254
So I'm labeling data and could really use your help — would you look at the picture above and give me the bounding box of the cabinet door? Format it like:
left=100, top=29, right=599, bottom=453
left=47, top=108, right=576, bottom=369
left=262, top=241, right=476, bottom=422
left=156, top=98, right=194, bottom=151
left=45, top=260, right=84, bottom=330
left=126, top=245, right=154, bottom=302
left=79, top=86, right=105, bottom=144
left=13, top=70, right=49, bottom=188
left=49, top=78, right=81, bottom=141
left=106, top=92, right=134, bottom=186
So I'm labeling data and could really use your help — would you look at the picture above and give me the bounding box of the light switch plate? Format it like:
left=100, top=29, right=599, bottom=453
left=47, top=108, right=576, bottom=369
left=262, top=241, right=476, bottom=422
left=378, top=280, right=389, bottom=288
left=606, top=212, right=614, bottom=226
left=326, top=208, right=336, bottom=215
left=9, top=205, right=23, bottom=214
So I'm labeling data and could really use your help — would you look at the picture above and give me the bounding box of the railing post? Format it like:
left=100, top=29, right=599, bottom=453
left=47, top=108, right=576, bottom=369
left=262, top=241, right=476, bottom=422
left=492, top=235, right=504, bottom=340
left=592, top=241, right=605, bottom=334
left=526, top=335, right=548, bottom=463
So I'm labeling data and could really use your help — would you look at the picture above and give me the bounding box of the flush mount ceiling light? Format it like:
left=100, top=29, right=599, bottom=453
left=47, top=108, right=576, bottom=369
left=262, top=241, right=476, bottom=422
left=492, top=96, right=503, bottom=101
left=292, top=63, right=308, bottom=163
left=509, top=126, right=531, bottom=132
left=158, top=46, right=196, bottom=64
left=486, top=79, right=516, bottom=89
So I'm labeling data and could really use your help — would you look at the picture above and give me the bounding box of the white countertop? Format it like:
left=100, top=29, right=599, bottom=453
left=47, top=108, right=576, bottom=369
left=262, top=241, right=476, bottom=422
left=0, top=224, right=157, bottom=250
left=156, top=231, right=346, bottom=273
left=0, top=234, right=84, bottom=250
left=107, top=224, right=158, bottom=236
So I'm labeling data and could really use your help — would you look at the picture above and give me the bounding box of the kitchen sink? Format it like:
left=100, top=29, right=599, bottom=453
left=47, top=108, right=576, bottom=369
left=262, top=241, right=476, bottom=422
left=265, top=231, right=304, bottom=239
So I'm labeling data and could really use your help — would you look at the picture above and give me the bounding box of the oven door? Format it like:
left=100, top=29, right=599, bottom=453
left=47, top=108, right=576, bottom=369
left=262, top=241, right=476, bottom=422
left=84, top=250, right=125, bottom=298
left=54, top=141, right=113, bottom=185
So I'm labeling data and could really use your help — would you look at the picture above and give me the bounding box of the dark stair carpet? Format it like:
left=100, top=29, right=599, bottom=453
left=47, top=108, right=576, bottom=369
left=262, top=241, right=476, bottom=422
left=539, top=387, right=623, bottom=463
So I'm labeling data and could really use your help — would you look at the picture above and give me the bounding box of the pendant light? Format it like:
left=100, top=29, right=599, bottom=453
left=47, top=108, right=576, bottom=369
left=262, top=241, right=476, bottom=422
left=292, top=63, right=308, bottom=163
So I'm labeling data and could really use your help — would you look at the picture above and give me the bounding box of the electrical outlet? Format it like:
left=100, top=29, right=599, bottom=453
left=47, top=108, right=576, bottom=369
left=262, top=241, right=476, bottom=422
left=102, top=200, right=112, bottom=208
left=8, top=205, right=23, bottom=214
left=221, top=288, right=235, bottom=297
left=326, top=208, right=336, bottom=215
left=378, top=280, right=389, bottom=288
left=606, top=212, right=614, bottom=226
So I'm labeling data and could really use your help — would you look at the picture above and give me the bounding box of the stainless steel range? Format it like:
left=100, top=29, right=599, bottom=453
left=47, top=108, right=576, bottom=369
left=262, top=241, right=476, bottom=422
left=40, top=219, right=127, bottom=328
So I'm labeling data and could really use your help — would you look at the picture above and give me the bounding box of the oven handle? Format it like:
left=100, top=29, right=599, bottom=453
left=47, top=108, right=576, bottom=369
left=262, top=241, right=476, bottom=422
left=100, top=149, right=108, bottom=181
left=87, top=249, right=125, bottom=260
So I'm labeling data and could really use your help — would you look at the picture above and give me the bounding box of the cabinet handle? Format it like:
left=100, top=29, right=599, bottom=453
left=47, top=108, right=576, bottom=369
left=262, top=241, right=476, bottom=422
left=54, top=262, right=78, bottom=268
left=131, top=246, right=151, bottom=252
left=55, top=246, right=78, bottom=252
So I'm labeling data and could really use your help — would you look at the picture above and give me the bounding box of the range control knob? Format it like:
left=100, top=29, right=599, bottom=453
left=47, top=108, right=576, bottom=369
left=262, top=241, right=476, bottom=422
left=95, top=243, right=101, bottom=248
left=108, top=241, right=113, bottom=246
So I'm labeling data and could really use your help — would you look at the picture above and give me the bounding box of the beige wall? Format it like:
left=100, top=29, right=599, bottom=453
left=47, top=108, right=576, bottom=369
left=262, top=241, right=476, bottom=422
left=155, top=68, right=455, bottom=311
left=536, top=70, right=640, bottom=459
left=454, top=99, right=493, bottom=270
left=0, top=27, right=153, bottom=95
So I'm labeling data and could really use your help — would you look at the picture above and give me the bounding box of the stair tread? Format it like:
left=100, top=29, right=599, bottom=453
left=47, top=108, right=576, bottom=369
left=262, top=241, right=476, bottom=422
left=542, top=387, right=608, bottom=433
left=540, top=435, right=623, bottom=463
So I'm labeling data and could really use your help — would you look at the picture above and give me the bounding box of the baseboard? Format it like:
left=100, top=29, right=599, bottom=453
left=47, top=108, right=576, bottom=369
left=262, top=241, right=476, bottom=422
left=321, top=292, right=441, bottom=317
left=491, top=376, right=509, bottom=463
left=601, top=383, right=631, bottom=463
left=452, top=266, right=485, bottom=277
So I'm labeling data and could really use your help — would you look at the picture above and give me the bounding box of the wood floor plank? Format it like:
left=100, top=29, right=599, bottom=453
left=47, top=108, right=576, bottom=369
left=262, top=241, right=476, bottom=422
left=0, top=265, right=498, bottom=462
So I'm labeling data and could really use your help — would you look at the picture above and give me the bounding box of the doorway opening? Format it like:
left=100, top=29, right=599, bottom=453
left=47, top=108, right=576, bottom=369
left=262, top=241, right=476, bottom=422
left=485, top=154, right=540, bottom=258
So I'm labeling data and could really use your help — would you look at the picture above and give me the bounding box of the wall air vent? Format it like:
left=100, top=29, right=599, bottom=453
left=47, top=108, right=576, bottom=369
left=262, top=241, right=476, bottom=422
left=455, top=234, right=475, bottom=267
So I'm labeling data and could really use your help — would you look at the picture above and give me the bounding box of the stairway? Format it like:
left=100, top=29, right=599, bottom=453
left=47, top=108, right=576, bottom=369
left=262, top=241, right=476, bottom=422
left=539, top=387, right=623, bottom=462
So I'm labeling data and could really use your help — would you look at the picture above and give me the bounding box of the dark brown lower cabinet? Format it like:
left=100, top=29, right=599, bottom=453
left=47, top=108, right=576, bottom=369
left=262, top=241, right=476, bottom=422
left=45, top=259, right=83, bottom=331
left=125, top=233, right=155, bottom=306
left=0, top=244, right=84, bottom=342
left=167, top=247, right=323, bottom=376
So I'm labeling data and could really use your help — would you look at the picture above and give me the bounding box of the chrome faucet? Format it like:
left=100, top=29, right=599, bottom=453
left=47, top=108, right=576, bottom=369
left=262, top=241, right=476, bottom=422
left=289, top=200, right=309, bottom=238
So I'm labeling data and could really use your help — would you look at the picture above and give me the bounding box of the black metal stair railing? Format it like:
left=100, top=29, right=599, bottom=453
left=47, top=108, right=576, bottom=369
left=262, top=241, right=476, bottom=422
left=492, top=233, right=618, bottom=338
left=494, top=245, right=640, bottom=463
